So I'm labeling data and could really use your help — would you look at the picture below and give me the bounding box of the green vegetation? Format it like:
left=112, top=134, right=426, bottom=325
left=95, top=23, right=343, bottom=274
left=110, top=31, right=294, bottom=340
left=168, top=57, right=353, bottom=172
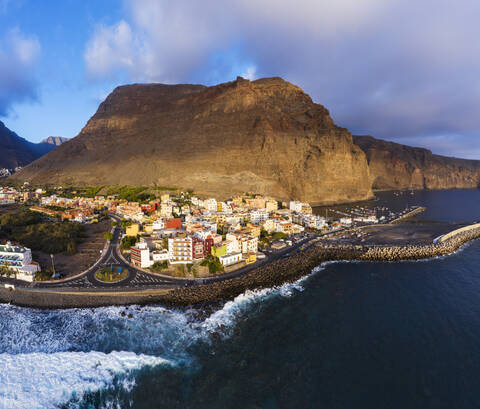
left=95, top=267, right=128, bottom=282
left=152, top=185, right=178, bottom=191
left=105, top=186, right=154, bottom=203
left=150, top=260, right=168, bottom=272
left=44, top=205, right=68, bottom=212
left=104, top=232, right=113, bottom=241
left=121, top=235, right=137, bottom=250
left=35, top=269, right=55, bottom=281
left=272, top=232, right=288, bottom=241
left=0, top=209, right=86, bottom=254
left=200, top=255, right=224, bottom=274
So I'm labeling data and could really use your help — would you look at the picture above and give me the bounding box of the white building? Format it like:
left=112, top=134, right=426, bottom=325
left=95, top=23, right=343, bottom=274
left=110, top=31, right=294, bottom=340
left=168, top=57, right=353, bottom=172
left=130, top=240, right=152, bottom=268
left=204, top=198, right=217, bottom=212
left=152, top=250, right=169, bottom=262
left=152, top=219, right=165, bottom=231
left=249, top=209, right=268, bottom=224
left=219, top=252, right=242, bottom=266
left=0, top=242, right=40, bottom=282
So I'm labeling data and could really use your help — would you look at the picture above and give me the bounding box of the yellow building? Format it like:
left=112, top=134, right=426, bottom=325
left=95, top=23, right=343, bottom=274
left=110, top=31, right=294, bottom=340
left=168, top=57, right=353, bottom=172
left=126, top=224, right=140, bottom=237
left=245, top=252, right=257, bottom=264
left=211, top=244, right=227, bottom=258
left=265, top=199, right=278, bottom=212
left=245, top=224, right=261, bottom=238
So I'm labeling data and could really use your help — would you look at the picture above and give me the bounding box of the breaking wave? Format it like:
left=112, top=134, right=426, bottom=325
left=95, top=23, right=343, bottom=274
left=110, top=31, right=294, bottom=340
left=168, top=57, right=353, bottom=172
left=0, top=264, right=325, bottom=408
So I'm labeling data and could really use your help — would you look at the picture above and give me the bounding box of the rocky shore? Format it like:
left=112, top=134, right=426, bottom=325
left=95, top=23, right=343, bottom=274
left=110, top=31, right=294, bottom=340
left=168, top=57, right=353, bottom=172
left=158, top=225, right=480, bottom=306
left=1, top=226, right=480, bottom=309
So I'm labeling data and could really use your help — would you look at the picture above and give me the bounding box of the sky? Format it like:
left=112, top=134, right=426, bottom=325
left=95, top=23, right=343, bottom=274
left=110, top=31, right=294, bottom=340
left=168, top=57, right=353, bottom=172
left=1, top=0, right=480, bottom=158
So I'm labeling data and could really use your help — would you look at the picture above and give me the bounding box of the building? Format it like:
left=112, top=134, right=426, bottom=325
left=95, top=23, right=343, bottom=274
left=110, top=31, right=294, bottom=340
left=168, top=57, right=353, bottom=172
left=126, top=224, right=140, bottom=237
left=219, top=252, right=242, bottom=266
left=265, top=199, right=278, bottom=212
left=0, top=242, right=40, bottom=282
left=192, top=238, right=205, bottom=259
left=130, top=240, right=152, bottom=268
left=165, top=218, right=182, bottom=230
left=168, top=236, right=193, bottom=264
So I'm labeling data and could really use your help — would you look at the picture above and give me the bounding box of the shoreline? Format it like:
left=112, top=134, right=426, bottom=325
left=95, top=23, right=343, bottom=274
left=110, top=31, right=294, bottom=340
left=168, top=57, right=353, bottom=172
left=1, top=224, right=480, bottom=309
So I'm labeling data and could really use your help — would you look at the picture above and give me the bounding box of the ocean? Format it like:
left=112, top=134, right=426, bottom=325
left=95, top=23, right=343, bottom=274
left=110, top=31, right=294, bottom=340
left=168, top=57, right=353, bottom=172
left=1, top=189, right=480, bottom=409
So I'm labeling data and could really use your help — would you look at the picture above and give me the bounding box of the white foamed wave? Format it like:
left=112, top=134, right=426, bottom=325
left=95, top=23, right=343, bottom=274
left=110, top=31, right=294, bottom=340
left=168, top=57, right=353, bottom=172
left=0, top=263, right=327, bottom=408
left=200, top=264, right=325, bottom=338
left=0, top=350, right=171, bottom=409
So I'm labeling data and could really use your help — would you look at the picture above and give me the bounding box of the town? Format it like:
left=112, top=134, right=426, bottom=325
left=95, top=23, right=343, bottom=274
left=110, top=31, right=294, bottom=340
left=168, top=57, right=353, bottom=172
left=0, top=183, right=397, bottom=283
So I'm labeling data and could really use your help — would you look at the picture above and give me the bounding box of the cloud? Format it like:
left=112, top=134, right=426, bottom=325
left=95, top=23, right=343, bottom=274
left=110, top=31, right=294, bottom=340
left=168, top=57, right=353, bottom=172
left=0, top=28, right=41, bottom=116
left=83, top=0, right=480, bottom=157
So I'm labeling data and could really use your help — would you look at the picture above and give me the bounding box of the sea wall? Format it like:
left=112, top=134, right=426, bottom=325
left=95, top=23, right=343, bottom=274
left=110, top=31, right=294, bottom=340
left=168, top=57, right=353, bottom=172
left=438, top=222, right=480, bottom=243
left=1, top=225, right=480, bottom=309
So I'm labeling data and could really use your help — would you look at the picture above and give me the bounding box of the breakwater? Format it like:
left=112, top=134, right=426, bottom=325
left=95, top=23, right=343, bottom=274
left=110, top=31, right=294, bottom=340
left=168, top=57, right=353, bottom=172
left=2, top=225, right=480, bottom=309
left=162, top=224, right=480, bottom=305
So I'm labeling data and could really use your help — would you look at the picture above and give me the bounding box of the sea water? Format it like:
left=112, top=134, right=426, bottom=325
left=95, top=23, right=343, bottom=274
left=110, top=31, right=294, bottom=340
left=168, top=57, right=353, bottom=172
left=1, top=189, right=480, bottom=409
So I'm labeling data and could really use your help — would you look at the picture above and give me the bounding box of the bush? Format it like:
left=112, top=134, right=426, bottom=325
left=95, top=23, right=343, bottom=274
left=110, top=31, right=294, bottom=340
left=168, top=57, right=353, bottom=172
left=121, top=235, right=137, bottom=250
left=0, top=209, right=85, bottom=254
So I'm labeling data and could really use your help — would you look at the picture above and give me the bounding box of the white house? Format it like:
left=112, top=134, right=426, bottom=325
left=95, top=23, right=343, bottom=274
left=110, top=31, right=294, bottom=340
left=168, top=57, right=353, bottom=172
left=219, top=252, right=242, bottom=266
left=0, top=242, right=40, bottom=282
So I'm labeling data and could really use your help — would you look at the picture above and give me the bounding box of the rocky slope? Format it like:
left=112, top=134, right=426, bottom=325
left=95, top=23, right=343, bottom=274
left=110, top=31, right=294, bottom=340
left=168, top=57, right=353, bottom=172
left=13, top=77, right=373, bottom=205
left=40, top=136, right=69, bottom=147
left=0, top=121, right=67, bottom=169
left=353, top=135, right=480, bottom=190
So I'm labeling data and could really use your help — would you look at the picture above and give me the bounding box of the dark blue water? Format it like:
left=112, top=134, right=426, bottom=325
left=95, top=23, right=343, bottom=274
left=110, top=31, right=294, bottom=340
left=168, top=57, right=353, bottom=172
left=1, top=189, right=480, bottom=409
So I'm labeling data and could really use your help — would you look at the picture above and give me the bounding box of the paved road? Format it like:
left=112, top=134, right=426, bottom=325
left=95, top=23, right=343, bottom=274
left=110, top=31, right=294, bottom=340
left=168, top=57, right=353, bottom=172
left=4, top=214, right=319, bottom=292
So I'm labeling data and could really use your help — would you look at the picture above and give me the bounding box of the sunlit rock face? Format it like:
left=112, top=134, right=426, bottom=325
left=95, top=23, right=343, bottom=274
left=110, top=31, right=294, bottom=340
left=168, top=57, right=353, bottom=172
left=14, top=77, right=373, bottom=205
left=354, top=135, right=480, bottom=191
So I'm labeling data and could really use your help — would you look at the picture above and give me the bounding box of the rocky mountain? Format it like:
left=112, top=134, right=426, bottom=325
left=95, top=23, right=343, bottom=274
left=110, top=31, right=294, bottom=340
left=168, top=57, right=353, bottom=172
left=353, top=135, right=480, bottom=190
left=40, top=136, right=69, bottom=147
left=13, top=77, right=373, bottom=205
left=0, top=121, right=66, bottom=169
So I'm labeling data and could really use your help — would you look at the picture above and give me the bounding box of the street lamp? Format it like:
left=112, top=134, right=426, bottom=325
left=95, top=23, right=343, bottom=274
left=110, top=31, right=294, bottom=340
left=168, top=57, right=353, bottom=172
left=50, top=254, right=56, bottom=278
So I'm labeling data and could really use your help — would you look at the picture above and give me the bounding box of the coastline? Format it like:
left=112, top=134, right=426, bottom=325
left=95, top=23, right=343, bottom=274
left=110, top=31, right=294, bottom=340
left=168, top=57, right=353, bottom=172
left=2, top=224, right=480, bottom=309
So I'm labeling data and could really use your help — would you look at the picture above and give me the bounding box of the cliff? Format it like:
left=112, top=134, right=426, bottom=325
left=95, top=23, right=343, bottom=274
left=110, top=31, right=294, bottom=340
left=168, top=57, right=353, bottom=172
left=0, top=121, right=63, bottom=169
left=13, top=77, right=373, bottom=205
left=353, top=135, right=480, bottom=190
left=40, top=136, right=69, bottom=147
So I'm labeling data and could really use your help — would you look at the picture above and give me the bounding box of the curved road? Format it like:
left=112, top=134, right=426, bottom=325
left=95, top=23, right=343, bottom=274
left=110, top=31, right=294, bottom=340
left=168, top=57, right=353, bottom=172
left=12, top=215, right=319, bottom=292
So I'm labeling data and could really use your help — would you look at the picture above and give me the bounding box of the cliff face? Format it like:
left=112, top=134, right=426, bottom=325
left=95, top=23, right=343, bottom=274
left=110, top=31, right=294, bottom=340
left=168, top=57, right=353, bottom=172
left=14, top=77, right=373, bottom=205
left=40, top=136, right=69, bottom=146
left=0, top=121, right=61, bottom=169
left=353, top=135, right=480, bottom=190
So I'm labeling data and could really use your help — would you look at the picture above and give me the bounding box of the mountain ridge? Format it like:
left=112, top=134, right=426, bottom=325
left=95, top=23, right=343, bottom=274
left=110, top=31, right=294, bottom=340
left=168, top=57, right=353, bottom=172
left=353, top=134, right=480, bottom=190
left=12, top=76, right=373, bottom=204
left=10, top=77, right=480, bottom=203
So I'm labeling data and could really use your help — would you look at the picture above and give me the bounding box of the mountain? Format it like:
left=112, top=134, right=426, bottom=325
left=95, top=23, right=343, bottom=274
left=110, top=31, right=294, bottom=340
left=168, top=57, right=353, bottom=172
left=0, top=121, right=66, bottom=169
left=12, top=77, right=373, bottom=205
left=40, top=136, right=69, bottom=147
left=353, top=135, right=480, bottom=190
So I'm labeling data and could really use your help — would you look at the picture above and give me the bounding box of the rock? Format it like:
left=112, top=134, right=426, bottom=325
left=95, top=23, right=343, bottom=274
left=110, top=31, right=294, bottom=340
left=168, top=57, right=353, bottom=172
left=354, top=135, right=480, bottom=190
left=13, top=77, right=373, bottom=205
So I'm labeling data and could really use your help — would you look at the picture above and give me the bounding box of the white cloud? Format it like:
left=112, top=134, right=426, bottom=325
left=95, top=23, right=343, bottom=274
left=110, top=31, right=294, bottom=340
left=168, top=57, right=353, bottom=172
left=84, top=20, right=134, bottom=79
left=0, top=28, right=41, bottom=116
left=82, top=0, right=480, bottom=157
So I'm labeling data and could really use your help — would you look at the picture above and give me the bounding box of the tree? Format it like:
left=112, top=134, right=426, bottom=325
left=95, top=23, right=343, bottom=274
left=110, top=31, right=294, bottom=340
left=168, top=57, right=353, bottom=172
left=66, top=241, right=77, bottom=255
left=104, top=232, right=114, bottom=241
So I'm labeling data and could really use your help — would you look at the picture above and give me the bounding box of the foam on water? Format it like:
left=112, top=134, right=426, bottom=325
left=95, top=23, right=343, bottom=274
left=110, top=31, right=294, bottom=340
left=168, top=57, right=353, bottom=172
left=0, top=351, right=171, bottom=409
left=0, top=264, right=326, bottom=409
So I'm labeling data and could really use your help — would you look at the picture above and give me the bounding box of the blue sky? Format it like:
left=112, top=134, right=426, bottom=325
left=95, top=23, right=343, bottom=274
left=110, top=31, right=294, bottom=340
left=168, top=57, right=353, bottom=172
left=1, top=0, right=480, bottom=158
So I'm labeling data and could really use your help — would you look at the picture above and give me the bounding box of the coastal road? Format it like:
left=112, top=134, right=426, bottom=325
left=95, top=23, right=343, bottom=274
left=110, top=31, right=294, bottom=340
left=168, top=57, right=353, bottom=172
left=31, top=217, right=319, bottom=291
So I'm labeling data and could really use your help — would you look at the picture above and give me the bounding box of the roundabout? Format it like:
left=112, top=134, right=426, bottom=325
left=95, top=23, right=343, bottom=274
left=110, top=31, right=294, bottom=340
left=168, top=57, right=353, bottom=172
left=94, top=265, right=129, bottom=284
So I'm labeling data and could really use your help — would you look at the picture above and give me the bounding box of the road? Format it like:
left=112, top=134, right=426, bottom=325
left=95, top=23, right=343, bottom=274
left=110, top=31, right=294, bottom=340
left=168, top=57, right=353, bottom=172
left=24, top=215, right=319, bottom=292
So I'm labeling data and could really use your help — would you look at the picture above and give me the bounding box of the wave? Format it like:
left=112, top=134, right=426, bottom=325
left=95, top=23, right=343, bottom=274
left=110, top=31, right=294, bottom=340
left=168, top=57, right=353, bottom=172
left=0, top=350, right=172, bottom=409
left=0, top=264, right=327, bottom=409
